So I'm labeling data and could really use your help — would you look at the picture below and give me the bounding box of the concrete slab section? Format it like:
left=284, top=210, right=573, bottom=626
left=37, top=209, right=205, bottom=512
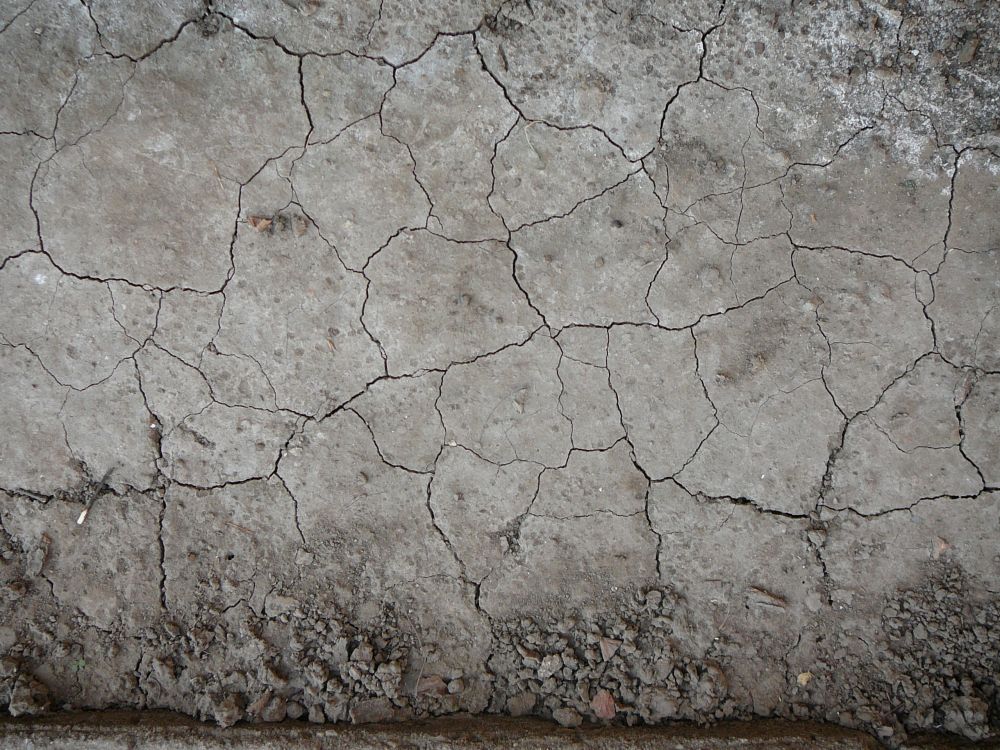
left=0, top=0, right=998, bottom=748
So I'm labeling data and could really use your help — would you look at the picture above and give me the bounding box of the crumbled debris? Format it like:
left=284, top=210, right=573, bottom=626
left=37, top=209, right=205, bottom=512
left=247, top=211, right=309, bottom=236
left=7, top=673, right=50, bottom=717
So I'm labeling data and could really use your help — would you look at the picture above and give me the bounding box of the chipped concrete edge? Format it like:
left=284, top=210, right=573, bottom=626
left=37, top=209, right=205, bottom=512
left=0, top=711, right=895, bottom=749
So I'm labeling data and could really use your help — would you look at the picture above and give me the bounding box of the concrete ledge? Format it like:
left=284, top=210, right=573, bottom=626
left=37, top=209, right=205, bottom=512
left=0, top=712, right=888, bottom=749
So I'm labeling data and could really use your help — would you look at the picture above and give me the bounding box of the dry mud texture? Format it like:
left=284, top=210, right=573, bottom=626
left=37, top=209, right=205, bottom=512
left=0, top=0, right=998, bottom=748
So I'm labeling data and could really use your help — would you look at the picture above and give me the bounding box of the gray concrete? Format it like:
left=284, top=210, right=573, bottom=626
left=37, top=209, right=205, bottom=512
left=0, top=0, right=998, bottom=748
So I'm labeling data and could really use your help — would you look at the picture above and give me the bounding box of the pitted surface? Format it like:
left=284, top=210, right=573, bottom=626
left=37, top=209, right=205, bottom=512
left=0, top=1, right=998, bottom=747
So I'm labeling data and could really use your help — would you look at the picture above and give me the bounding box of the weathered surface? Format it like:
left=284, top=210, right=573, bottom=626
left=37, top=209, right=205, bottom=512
left=795, top=247, right=935, bottom=416
left=676, top=284, right=841, bottom=515
left=365, top=230, right=541, bottom=374
left=4, top=490, right=162, bottom=632
left=293, top=120, right=429, bottom=271
left=350, top=373, right=445, bottom=473
left=647, top=226, right=796, bottom=327
left=1, top=1, right=999, bottom=748
left=930, top=247, right=1000, bottom=371
left=783, top=118, right=954, bottom=271
left=0, top=712, right=886, bottom=749
left=476, top=0, right=704, bottom=159
left=962, top=375, right=1000, bottom=488
left=30, top=21, right=307, bottom=290
left=510, top=172, right=662, bottom=328
left=439, top=334, right=571, bottom=468
left=0, top=253, right=149, bottom=388
left=430, top=447, right=542, bottom=583
left=0, top=348, right=79, bottom=494
left=607, top=327, right=715, bottom=480
left=493, top=123, right=633, bottom=230
left=216, top=206, right=383, bottom=416
left=383, top=35, right=516, bottom=241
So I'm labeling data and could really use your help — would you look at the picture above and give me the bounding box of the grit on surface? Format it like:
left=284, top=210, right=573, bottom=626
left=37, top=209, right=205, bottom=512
left=0, top=1, right=998, bottom=747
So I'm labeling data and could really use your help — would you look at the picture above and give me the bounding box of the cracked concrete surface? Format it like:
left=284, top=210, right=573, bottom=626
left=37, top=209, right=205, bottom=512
left=0, top=0, right=998, bottom=747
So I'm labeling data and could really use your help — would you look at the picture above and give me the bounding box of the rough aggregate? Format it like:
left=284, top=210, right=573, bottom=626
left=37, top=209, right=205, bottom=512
left=0, top=0, right=998, bottom=747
